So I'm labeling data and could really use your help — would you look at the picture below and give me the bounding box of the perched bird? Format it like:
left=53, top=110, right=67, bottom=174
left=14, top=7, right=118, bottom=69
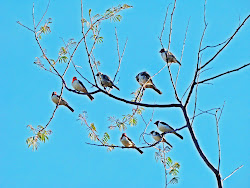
left=72, top=77, right=94, bottom=101
left=154, top=121, right=183, bottom=140
left=120, top=133, right=143, bottom=154
left=159, top=48, right=181, bottom=66
left=51, top=92, right=74, bottom=112
left=136, top=71, right=162, bottom=95
left=150, top=131, right=173, bottom=148
left=96, top=72, right=120, bottom=90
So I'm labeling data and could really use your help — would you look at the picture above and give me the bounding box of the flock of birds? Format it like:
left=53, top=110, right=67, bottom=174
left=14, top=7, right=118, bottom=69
left=51, top=48, right=183, bottom=154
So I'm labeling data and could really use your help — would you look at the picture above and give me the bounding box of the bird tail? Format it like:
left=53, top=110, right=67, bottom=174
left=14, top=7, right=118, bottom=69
left=177, top=60, right=181, bottom=66
left=152, top=85, right=162, bottom=95
left=66, top=104, right=74, bottom=112
left=163, top=139, right=173, bottom=148
left=174, top=132, right=183, bottom=140
left=87, top=94, right=94, bottom=101
left=113, top=85, right=120, bottom=91
left=135, top=147, right=143, bottom=154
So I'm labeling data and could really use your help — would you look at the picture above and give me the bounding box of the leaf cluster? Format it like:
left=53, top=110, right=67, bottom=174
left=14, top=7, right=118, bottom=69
left=26, top=125, right=52, bottom=151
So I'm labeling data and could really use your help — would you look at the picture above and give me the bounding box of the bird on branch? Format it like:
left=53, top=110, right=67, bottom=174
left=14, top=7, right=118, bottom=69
left=159, top=48, right=181, bottom=66
left=96, top=72, right=120, bottom=91
left=72, top=77, right=94, bottom=101
left=136, top=71, right=162, bottom=95
left=51, top=92, right=74, bottom=112
left=120, top=133, right=143, bottom=154
left=154, top=121, right=183, bottom=139
left=150, top=131, right=173, bottom=148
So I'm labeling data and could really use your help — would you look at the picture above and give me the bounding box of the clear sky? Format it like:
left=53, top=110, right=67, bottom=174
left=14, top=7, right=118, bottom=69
left=0, top=0, right=249, bottom=187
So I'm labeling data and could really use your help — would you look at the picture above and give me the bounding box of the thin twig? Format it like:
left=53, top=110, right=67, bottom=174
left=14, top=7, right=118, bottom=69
left=196, top=63, right=250, bottom=85
left=159, top=3, right=171, bottom=48
left=199, top=14, right=250, bottom=70
left=222, top=165, right=243, bottom=181
left=167, top=0, right=177, bottom=51
left=113, top=28, right=128, bottom=82
left=175, top=17, right=190, bottom=87
left=16, top=21, right=35, bottom=32
left=36, top=0, right=51, bottom=29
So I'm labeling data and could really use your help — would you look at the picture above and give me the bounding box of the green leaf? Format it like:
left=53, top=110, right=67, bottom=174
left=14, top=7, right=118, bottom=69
left=102, top=132, right=110, bottom=144
left=128, top=116, right=137, bottom=126
left=59, top=56, right=68, bottom=63
left=90, top=123, right=97, bottom=132
left=166, top=157, right=173, bottom=166
left=169, top=177, right=179, bottom=184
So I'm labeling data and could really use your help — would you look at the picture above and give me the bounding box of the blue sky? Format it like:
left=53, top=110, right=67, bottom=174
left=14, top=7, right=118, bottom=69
left=0, top=0, right=249, bottom=187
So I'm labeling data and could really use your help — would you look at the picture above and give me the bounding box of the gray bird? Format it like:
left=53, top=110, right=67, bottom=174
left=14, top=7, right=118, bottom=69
left=72, top=77, right=94, bottom=101
left=136, top=71, right=162, bottom=95
left=51, top=92, right=74, bottom=112
left=150, top=131, right=173, bottom=148
left=154, top=121, right=183, bottom=140
left=159, top=48, right=181, bottom=66
left=96, top=72, right=120, bottom=90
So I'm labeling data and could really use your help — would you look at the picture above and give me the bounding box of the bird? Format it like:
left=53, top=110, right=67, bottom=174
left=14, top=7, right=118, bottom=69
left=159, top=48, right=181, bottom=66
left=120, top=133, right=143, bottom=154
left=154, top=121, right=183, bottom=139
left=150, top=131, right=173, bottom=148
left=51, top=92, right=74, bottom=112
left=72, top=77, right=94, bottom=101
left=96, top=72, right=120, bottom=91
left=135, top=71, right=162, bottom=95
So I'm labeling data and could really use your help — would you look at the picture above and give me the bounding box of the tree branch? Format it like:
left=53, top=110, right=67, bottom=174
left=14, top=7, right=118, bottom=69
left=222, top=165, right=243, bottom=181
left=199, top=14, right=250, bottom=70
left=196, top=63, right=250, bottom=85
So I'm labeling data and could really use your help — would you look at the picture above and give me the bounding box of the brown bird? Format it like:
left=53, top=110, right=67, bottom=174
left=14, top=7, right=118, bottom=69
left=159, top=48, right=181, bottom=65
left=120, top=133, right=143, bottom=154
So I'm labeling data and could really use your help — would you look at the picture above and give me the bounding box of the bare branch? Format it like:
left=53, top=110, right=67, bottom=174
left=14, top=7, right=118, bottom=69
left=196, top=63, right=250, bottom=85
left=32, top=3, right=35, bottom=30
left=199, top=14, right=250, bottom=70
left=36, top=0, right=51, bottom=28
left=182, top=106, right=223, bottom=188
left=159, top=3, right=171, bottom=48
left=166, top=62, right=181, bottom=103
left=81, top=0, right=84, bottom=34
left=113, top=28, right=128, bottom=82
left=222, top=165, right=244, bottom=181
left=16, top=21, right=35, bottom=32
left=175, top=17, right=190, bottom=87
left=167, top=0, right=177, bottom=51
left=184, top=0, right=208, bottom=107
left=200, top=38, right=230, bottom=52
left=38, top=83, right=65, bottom=133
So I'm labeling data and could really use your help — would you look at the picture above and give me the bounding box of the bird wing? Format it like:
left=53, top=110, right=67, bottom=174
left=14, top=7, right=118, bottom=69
left=56, top=95, right=68, bottom=105
left=126, top=136, right=136, bottom=147
left=78, top=80, right=88, bottom=91
left=102, top=74, right=111, bottom=81
left=160, top=121, right=175, bottom=131
left=141, top=72, right=154, bottom=85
